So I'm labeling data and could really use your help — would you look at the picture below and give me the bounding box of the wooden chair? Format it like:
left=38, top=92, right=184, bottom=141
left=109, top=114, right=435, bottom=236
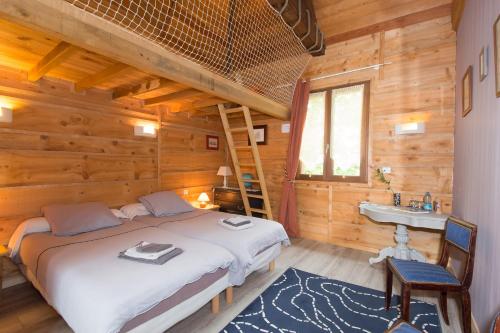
left=385, top=319, right=422, bottom=332
left=491, top=312, right=500, bottom=333
left=385, top=216, right=477, bottom=333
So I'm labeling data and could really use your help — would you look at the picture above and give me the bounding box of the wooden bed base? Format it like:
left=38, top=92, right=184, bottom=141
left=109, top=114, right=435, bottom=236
left=268, top=260, right=276, bottom=272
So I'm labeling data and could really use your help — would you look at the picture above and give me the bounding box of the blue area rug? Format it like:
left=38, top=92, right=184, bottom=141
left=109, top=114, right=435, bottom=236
left=221, top=268, right=441, bottom=333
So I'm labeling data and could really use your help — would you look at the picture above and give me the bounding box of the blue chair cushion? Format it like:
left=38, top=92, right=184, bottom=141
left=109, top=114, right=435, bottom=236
left=389, top=258, right=460, bottom=285
left=445, top=219, right=472, bottom=252
left=388, top=322, right=422, bottom=333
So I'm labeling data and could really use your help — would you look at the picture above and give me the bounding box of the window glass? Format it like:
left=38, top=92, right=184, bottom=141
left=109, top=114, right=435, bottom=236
left=299, top=91, right=325, bottom=176
left=330, top=84, right=365, bottom=177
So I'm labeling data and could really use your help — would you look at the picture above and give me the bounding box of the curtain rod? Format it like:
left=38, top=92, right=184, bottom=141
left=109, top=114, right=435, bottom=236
left=304, top=62, right=393, bottom=82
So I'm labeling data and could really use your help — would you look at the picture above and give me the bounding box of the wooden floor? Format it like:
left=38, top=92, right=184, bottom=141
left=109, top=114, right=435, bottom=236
left=0, top=239, right=465, bottom=333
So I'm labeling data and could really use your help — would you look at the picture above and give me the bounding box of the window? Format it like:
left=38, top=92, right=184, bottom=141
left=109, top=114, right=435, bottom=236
left=298, top=81, right=370, bottom=182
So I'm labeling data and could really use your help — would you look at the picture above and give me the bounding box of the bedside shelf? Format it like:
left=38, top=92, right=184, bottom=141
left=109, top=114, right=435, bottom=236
left=213, top=187, right=263, bottom=217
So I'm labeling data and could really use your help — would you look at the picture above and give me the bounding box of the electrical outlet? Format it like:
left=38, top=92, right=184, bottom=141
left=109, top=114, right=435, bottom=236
left=381, top=167, right=392, bottom=174
left=183, top=189, right=189, bottom=195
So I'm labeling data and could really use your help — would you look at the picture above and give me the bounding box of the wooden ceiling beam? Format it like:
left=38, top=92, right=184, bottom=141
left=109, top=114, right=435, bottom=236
left=176, top=97, right=228, bottom=113
left=266, top=0, right=325, bottom=56
left=112, top=78, right=175, bottom=99
left=27, top=41, right=77, bottom=81
left=143, top=88, right=205, bottom=106
left=325, top=4, right=452, bottom=46
left=0, top=0, right=290, bottom=119
left=74, top=63, right=130, bottom=92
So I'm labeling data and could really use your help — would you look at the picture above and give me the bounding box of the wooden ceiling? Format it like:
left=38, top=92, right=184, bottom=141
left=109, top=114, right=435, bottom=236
left=0, top=18, right=225, bottom=115
left=313, top=0, right=454, bottom=45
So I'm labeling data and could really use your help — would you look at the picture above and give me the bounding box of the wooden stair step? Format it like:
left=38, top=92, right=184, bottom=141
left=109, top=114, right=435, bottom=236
left=247, top=194, right=263, bottom=199
left=223, top=107, right=244, bottom=114
left=238, top=163, right=255, bottom=167
left=234, top=146, right=252, bottom=150
left=241, top=179, right=260, bottom=183
left=230, top=127, right=248, bottom=132
left=250, top=208, right=267, bottom=214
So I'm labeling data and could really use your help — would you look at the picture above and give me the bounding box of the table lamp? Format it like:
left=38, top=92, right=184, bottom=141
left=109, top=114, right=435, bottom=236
left=197, top=192, right=210, bottom=208
left=217, top=166, right=233, bottom=188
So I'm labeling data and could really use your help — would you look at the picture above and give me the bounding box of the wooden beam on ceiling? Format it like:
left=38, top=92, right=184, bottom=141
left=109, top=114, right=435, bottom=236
left=451, top=0, right=466, bottom=31
left=143, top=88, right=205, bottom=107
left=176, top=97, right=228, bottom=113
left=0, top=0, right=290, bottom=119
left=267, top=0, right=325, bottom=56
left=74, top=63, right=130, bottom=92
left=27, top=41, right=77, bottom=81
left=325, top=4, right=452, bottom=46
left=112, top=78, right=175, bottom=99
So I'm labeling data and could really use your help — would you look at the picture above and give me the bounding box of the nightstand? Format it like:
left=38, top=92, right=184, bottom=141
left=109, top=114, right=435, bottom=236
left=213, top=187, right=263, bottom=217
left=191, top=202, right=220, bottom=211
left=0, top=245, right=8, bottom=290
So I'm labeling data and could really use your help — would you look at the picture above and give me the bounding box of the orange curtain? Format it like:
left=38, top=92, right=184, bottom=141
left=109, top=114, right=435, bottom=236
left=278, top=80, right=310, bottom=238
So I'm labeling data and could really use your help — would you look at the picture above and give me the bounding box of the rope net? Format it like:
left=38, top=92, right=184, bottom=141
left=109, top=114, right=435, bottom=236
left=63, top=0, right=311, bottom=106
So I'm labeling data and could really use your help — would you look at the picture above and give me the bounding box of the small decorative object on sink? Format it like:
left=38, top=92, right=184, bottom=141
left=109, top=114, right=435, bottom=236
left=423, top=192, right=433, bottom=211
left=375, top=168, right=400, bottom=206
left=242, top=173, right=253, bottom=188
left=393, top=193, right=401, bottom=207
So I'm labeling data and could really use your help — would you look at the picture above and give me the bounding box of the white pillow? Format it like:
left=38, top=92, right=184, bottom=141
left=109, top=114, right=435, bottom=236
left=120, top=203, right=151, bottom=220
left=110, top=209, right=129, bottom=219
left=8, top=217, right=51, bottom=258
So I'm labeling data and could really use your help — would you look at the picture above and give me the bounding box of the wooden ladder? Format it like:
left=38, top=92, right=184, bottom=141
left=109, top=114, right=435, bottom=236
left=218, top=104, right=273, bottom=220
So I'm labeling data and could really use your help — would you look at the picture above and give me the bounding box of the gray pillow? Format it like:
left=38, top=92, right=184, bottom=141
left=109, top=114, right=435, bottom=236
left=42, top=202, right=122, bottom=236
left=139, top=191, right=194, bottom=217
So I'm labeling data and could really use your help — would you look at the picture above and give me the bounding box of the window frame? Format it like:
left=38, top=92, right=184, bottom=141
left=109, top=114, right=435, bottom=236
left=297, top=81, right=370, bottom=183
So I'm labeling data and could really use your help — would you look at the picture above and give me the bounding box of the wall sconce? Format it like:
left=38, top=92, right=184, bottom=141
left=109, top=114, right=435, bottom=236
left=395, top=122, right=425, bottom=135
left=0, top=107, right=12, bottom=123
left=134, top=123, right=157, bottom=138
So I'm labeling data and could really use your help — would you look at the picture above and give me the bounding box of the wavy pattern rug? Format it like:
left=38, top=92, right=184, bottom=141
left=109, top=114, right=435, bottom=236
left=221, top=268, right=441, bottom=333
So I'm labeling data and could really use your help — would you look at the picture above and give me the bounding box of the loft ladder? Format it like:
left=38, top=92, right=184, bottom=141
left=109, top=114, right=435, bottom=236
left=218, top=104, right=273, bottom=220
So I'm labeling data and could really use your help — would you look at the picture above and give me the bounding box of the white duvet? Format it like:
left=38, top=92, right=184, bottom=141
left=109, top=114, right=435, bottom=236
left=18, top=225, right=235, bottom=333
left=135, top=210, right=291, bottom=285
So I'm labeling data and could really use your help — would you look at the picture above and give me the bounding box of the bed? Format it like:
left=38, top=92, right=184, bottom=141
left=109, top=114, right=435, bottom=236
left=10, top=219, right=236, bottom=333
left=132, top=209, right=290, bottom=286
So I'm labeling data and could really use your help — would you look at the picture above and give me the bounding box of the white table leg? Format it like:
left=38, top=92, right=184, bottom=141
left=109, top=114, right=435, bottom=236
left=394, top=224, right=411, bottom=260
left=369, top=246, right=395, bottom=264
left=369, top=223, right=427, bottom=264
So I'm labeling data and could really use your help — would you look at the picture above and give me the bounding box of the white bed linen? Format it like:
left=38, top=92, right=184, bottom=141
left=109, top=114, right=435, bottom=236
left=18, top=226, right=235, bottom=333
left=135, top=210, right=290, bottom=285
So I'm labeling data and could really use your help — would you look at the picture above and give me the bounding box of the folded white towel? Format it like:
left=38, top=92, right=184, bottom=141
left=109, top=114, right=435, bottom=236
left=223, top=216, right=251, bottom=224
left=218, top=219, right=254, bottom=231
left=125, top=242, right=176, bottom=260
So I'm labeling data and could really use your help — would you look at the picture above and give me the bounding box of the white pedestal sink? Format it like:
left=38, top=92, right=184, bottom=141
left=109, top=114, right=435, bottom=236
left=359, top=202, right=448, bottom=264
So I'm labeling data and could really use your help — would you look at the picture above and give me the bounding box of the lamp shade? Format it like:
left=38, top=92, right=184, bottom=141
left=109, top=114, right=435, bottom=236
left=217, top=166, right=233, bottom=177
left=197, top=192, right=210, bottom=203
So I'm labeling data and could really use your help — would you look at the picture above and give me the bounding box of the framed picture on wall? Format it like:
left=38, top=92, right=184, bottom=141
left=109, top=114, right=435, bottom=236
left=206, top=135, right=219, bottom=150
left=495, top=14, right=500, bottom=97
left=479, top=47, right=488, bottom=82
left=248, top=125, right=267, bottom=145
left=462, top=66, right=473, bottom=117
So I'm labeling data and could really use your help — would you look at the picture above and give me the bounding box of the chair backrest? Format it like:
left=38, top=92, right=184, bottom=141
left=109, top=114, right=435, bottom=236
left=491, top=312, right=500, bottom=333
left=439, top=216, right=477, bottom=288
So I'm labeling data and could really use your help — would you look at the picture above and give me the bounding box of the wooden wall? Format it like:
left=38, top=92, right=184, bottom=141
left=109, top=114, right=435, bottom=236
left=0, top=66, right=226, bottom=286
left=243, top=16, right=456, bottom=260
left=159, top=109, right=226, bottom=202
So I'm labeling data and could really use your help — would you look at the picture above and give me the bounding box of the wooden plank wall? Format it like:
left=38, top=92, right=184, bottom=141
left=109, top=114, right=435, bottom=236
left=0, top=66, right=226, bottom=286
left=239, top=16, right=456, bottom=260
left=159, top=110, right=226, bottom=203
